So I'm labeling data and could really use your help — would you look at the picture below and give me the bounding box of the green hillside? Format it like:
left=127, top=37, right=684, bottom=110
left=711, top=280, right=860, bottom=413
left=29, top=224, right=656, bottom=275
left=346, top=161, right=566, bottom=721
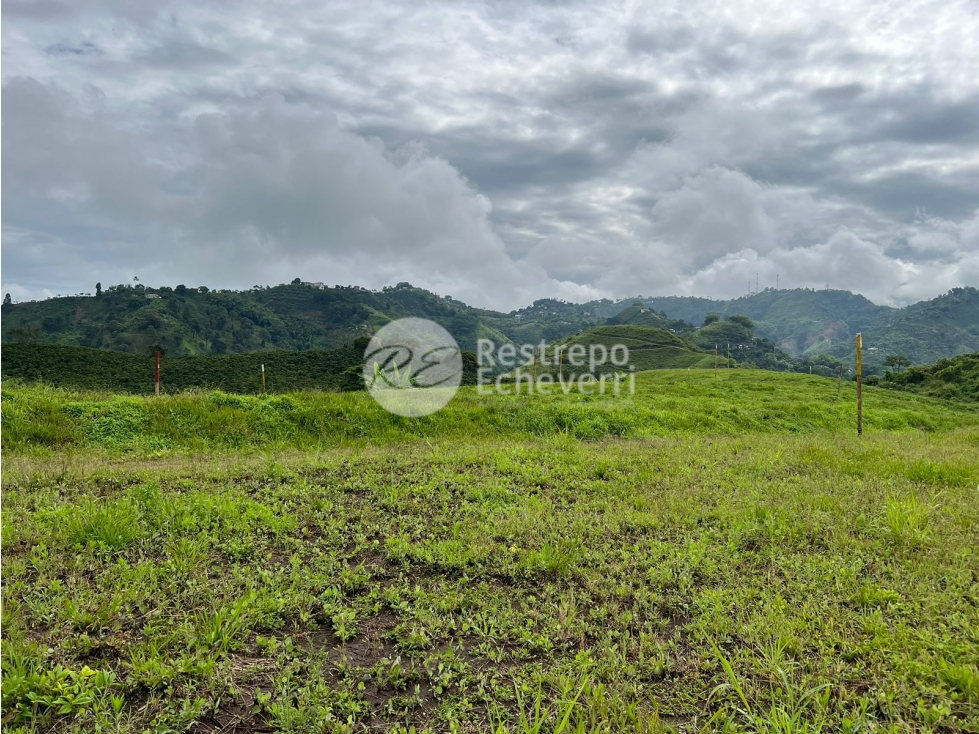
left=879, top=352, right=979, bottom=402
left=555, top=325, right=716, bottom=371
left=0, top=282, right=510, bottom=356
left=4, top=282, right=977, bottom=369
left=589, top=315, right=847, bottom=377
left=690, top=320, right=754, bottom=351
left=860, top=288, right=979, bottom=365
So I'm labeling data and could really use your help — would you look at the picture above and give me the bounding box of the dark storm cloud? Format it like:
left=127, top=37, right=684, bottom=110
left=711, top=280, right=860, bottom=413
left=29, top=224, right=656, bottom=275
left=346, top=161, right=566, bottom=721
left=2, top=0, right=978, bottom=308
left=44, top=41, right=102, bottom=56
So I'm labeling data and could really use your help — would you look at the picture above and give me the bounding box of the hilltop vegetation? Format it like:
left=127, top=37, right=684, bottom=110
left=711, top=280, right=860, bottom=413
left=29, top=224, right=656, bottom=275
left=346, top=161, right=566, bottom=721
left=4, top=282, right=978, bottom=367
left=604, top=302, right=697, bottom=334
left=3, top=373, right=978, bottom=732
left=1, top=282, right=510, bottom=356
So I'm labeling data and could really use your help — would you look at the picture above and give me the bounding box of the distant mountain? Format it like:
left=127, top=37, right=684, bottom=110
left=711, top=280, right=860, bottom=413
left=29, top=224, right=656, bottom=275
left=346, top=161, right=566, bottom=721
left=2, top=281, right=976, bottom=369
left=861, top=288, right=979, bottom=366
left=631, top=287, right=979, bottom=367
left=635, top=289, right=890, bottom=355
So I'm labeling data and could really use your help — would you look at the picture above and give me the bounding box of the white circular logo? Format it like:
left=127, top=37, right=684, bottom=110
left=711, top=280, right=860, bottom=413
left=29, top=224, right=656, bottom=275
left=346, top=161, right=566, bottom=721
left=363, top=317, right=463, bottom=417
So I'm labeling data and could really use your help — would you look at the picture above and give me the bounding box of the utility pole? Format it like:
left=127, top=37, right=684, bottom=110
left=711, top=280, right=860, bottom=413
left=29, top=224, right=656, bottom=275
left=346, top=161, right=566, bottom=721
left=756, top=272, right=759, bottom=293
left=261, top=363, right=266, bottom=393
left=155, top=351, right=161, bottom=396
left=856, top=333, right=863, bottom=436
left=776, top=274, right=779, bottom=290
left=714, top=345, right=718, bottom=376
left=727, top=343, right=731, bottom=368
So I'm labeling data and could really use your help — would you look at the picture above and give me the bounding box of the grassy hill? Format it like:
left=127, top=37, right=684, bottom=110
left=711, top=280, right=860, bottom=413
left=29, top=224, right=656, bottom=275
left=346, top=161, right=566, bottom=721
left=3, top=373, right=979, bottom=732
left=552, top=325, right=717, bottom=372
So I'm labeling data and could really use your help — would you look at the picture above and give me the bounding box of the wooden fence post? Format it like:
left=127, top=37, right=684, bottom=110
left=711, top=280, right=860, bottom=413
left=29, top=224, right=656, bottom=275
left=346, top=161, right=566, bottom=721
left=856, top=333, right=863, bottom=435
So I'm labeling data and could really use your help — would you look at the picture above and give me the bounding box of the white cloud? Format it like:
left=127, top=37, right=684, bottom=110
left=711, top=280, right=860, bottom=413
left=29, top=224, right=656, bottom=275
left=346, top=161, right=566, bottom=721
left=3, top=0, right=978, bottom=308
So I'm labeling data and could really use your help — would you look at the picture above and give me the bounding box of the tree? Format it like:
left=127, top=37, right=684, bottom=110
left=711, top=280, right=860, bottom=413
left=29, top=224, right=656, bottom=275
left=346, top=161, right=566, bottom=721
left=291, top=278, right=302, bottom=285
left=352, top=336, right=371, bottom=353
left=95, top=282, right=102, bottom=298
left=703, top=312, right=721, bottom=326
left=175, top=284, right=187, bottom=295
left=884, top=354, right=911, bottom=372
left=3, top=293, right=11, bottom=306
left=726, top=314, right=755, bottom=330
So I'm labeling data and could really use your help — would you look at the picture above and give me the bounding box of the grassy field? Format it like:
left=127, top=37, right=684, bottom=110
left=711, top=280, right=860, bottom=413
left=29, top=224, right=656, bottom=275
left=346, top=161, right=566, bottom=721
left=2, top=371, right=979, bottom=733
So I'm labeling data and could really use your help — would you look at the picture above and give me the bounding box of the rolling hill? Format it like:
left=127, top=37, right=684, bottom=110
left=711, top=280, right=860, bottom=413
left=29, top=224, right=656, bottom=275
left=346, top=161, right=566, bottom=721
left=551, top=325, right=718, bottom=372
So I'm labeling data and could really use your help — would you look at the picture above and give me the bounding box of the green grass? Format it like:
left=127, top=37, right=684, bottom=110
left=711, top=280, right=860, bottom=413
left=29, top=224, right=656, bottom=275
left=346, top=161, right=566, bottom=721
left=2, top=371, right=979, bottom=732
left=5, top=370, right=976, bottom=456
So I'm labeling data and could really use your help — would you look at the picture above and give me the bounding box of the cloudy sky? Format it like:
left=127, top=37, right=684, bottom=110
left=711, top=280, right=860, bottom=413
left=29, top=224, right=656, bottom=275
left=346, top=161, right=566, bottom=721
left=3, top=0, right=978, bottom=310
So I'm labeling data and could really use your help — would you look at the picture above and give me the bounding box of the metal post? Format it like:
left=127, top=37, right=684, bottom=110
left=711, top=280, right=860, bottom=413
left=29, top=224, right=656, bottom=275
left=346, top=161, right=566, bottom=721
left=261, top=363, right=266, bottom=393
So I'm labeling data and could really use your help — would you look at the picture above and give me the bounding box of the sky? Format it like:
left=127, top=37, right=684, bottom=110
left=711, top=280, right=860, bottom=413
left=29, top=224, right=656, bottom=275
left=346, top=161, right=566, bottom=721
left=2, top=0, right=978, bottom=311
